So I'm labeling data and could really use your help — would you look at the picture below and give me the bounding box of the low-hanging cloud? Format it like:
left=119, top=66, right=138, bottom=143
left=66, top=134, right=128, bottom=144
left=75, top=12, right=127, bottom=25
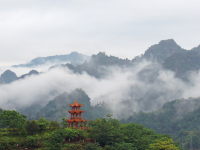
left=0, top=60, right=200, bottom=119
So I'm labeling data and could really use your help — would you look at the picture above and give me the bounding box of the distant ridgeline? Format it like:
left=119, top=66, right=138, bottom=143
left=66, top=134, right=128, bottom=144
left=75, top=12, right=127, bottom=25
left=12, top=52, right=91, bottom=67
left=53, top=39, right=200, bottom=81
left=0, top=69, right=39, bottom=84
left=1, top=39, right=200, bottom=84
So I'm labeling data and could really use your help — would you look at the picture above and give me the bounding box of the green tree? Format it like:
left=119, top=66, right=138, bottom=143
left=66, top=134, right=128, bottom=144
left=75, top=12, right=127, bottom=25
left=25, top=136, right=38, bottom=148
left=63, top=128, right=79, bottom=140
left=148, top=137, right=179, bottom=150
left=84, top=143, right=101, bottom=150
left=104, top=143, right=133, bottom=150
left=38, top=117, right=49, bottom=131
left=0, top=110, right=27, bottom=130
left=49, top=120, right=60, bottom=130
left=89, top=117, right=123, bottom=146
left=61, top=117, right=68, bottom=128
left=26, top=120, right=39, bottom=135
left=44, top=129, right=65, bottom=150
left=0, top=137, right=11, bottom=150
left=122, top=123, right=160, bottom=149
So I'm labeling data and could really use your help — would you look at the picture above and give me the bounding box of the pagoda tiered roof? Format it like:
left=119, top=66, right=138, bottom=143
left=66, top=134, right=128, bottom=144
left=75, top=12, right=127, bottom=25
left=68, top=110, right=85, bottom=113
left=69, top=100, right=83, bottom=107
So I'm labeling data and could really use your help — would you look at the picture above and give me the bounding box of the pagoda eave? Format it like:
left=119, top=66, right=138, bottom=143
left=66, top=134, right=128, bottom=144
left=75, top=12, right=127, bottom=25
left=66, top=119, right=86, bottom=122
left=68, top=110, right=85, bottom=113
left=69, top=104, right=83, bottom=107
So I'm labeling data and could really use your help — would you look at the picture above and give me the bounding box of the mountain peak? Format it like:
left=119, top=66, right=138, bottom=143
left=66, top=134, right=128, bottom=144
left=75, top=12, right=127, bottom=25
left=0, top=70, right=17, bottom=84
left=158, top=39, right=177, bottom=46
left=143, top=39, right=184, bottom=62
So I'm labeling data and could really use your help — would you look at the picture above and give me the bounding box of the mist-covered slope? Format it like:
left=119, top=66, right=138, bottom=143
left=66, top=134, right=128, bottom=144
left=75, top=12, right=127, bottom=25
left=125, top=97, right=200, bottom=135
left=142, top=39, right=185, bottom=63
left=59, top=51, right=133, bottom=78
left=0, top=69, right=40, bottom=84
left=163, top=45, right=200, bottom=80
left=22, top=88, right=111, bottom=122
left=13, top=51, right=91, bottom=67
left=1, top=39, right=200, bottom=120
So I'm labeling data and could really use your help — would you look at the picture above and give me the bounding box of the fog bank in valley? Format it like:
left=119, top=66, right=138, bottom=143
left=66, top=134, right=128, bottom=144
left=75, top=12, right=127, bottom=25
left=0, top=60, right=200, bottom=118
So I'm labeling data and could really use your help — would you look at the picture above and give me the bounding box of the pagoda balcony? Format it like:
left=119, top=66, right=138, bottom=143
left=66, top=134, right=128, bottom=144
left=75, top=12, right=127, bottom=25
left=68, top=110, right=85, bottom=113
left=66, top=119, right=87, bottom=122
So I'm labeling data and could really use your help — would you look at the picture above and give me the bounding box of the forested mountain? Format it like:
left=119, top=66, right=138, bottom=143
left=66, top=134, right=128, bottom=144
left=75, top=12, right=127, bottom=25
left=142, top=39, right=185, bottom=63
left=123, top=97, right=200, bottom=149
left=163, top=45, right=200, bottom=80
left=59, top=52, right=133, bottom=78
left=21, top=89, right=111, bottom=122
left=51, top=39, right=200, bottom=81
left=2, top=39, right=200, bottom=83
left=13, top=51, right=91, bottom=67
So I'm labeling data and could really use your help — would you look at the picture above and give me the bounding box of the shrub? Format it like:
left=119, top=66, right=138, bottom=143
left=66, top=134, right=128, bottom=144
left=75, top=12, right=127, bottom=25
left=67, top=143, right=82, bottom=150
left=84, top=143, right=101, bottom=150
left=25, top=136, right=39, bottom=148
left=0, top=137, right=11, bottom=150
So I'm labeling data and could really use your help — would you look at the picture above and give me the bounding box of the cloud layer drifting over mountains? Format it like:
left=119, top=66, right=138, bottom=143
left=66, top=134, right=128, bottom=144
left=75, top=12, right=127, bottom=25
left=1, top=61, right=200, bottom=119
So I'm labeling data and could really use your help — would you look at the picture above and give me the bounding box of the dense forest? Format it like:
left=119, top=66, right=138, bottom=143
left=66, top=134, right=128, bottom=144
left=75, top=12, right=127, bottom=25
left=0, top=109, right=180, bottom=150
left=123, top=97, right=200, bottom=149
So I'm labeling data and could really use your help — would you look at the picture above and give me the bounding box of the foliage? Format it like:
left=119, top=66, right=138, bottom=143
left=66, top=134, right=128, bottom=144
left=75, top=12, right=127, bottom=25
left=67, top=143, right=82, bottom=150
left=26, top=120, right=39, bottom=135
left=84, top=143, right=101, bottom=150
left=122, top=123, right=161, bottom=150
left=63, top=128, right=87, bottom=140
left=49, top=120, right=60, bottom=130
left=89, top=115, right=170, bottom=149
left=0, top=110, right=27, bottom=130
left=148, top=137, right=179, bottom=150
left=90, top=117, right=123, bottom=146
left=104, top=143, right=133, bottom=150
left=0, top=109, right=179, bottom=150
left=25, top=135, right=38, bottom=148
left=0, top=136, right=11, bottom=150
left=39, top=117, right=49, bottom=131
left=44, top=129, right=65, bottom=150
left=61, top=117, right=68, bottom=128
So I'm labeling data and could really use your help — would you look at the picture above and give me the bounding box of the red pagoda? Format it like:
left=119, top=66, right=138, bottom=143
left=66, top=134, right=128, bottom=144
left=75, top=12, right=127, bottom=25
left=66, top=100, right=87, bottom=129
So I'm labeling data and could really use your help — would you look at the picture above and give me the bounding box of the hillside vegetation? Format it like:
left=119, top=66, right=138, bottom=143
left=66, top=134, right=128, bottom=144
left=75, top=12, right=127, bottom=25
left=0, top=109, right=180, bottom=150
left=124, top=97, right=200, bottom=149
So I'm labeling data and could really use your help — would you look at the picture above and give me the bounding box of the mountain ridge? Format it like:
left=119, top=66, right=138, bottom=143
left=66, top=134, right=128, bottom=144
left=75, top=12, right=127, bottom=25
left=12, top=52, right=91, bottom=67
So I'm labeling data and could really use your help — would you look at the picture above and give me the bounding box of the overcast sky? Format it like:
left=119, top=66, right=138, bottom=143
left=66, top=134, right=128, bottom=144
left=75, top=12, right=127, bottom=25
left=0, top=0, right=200, bottom=66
